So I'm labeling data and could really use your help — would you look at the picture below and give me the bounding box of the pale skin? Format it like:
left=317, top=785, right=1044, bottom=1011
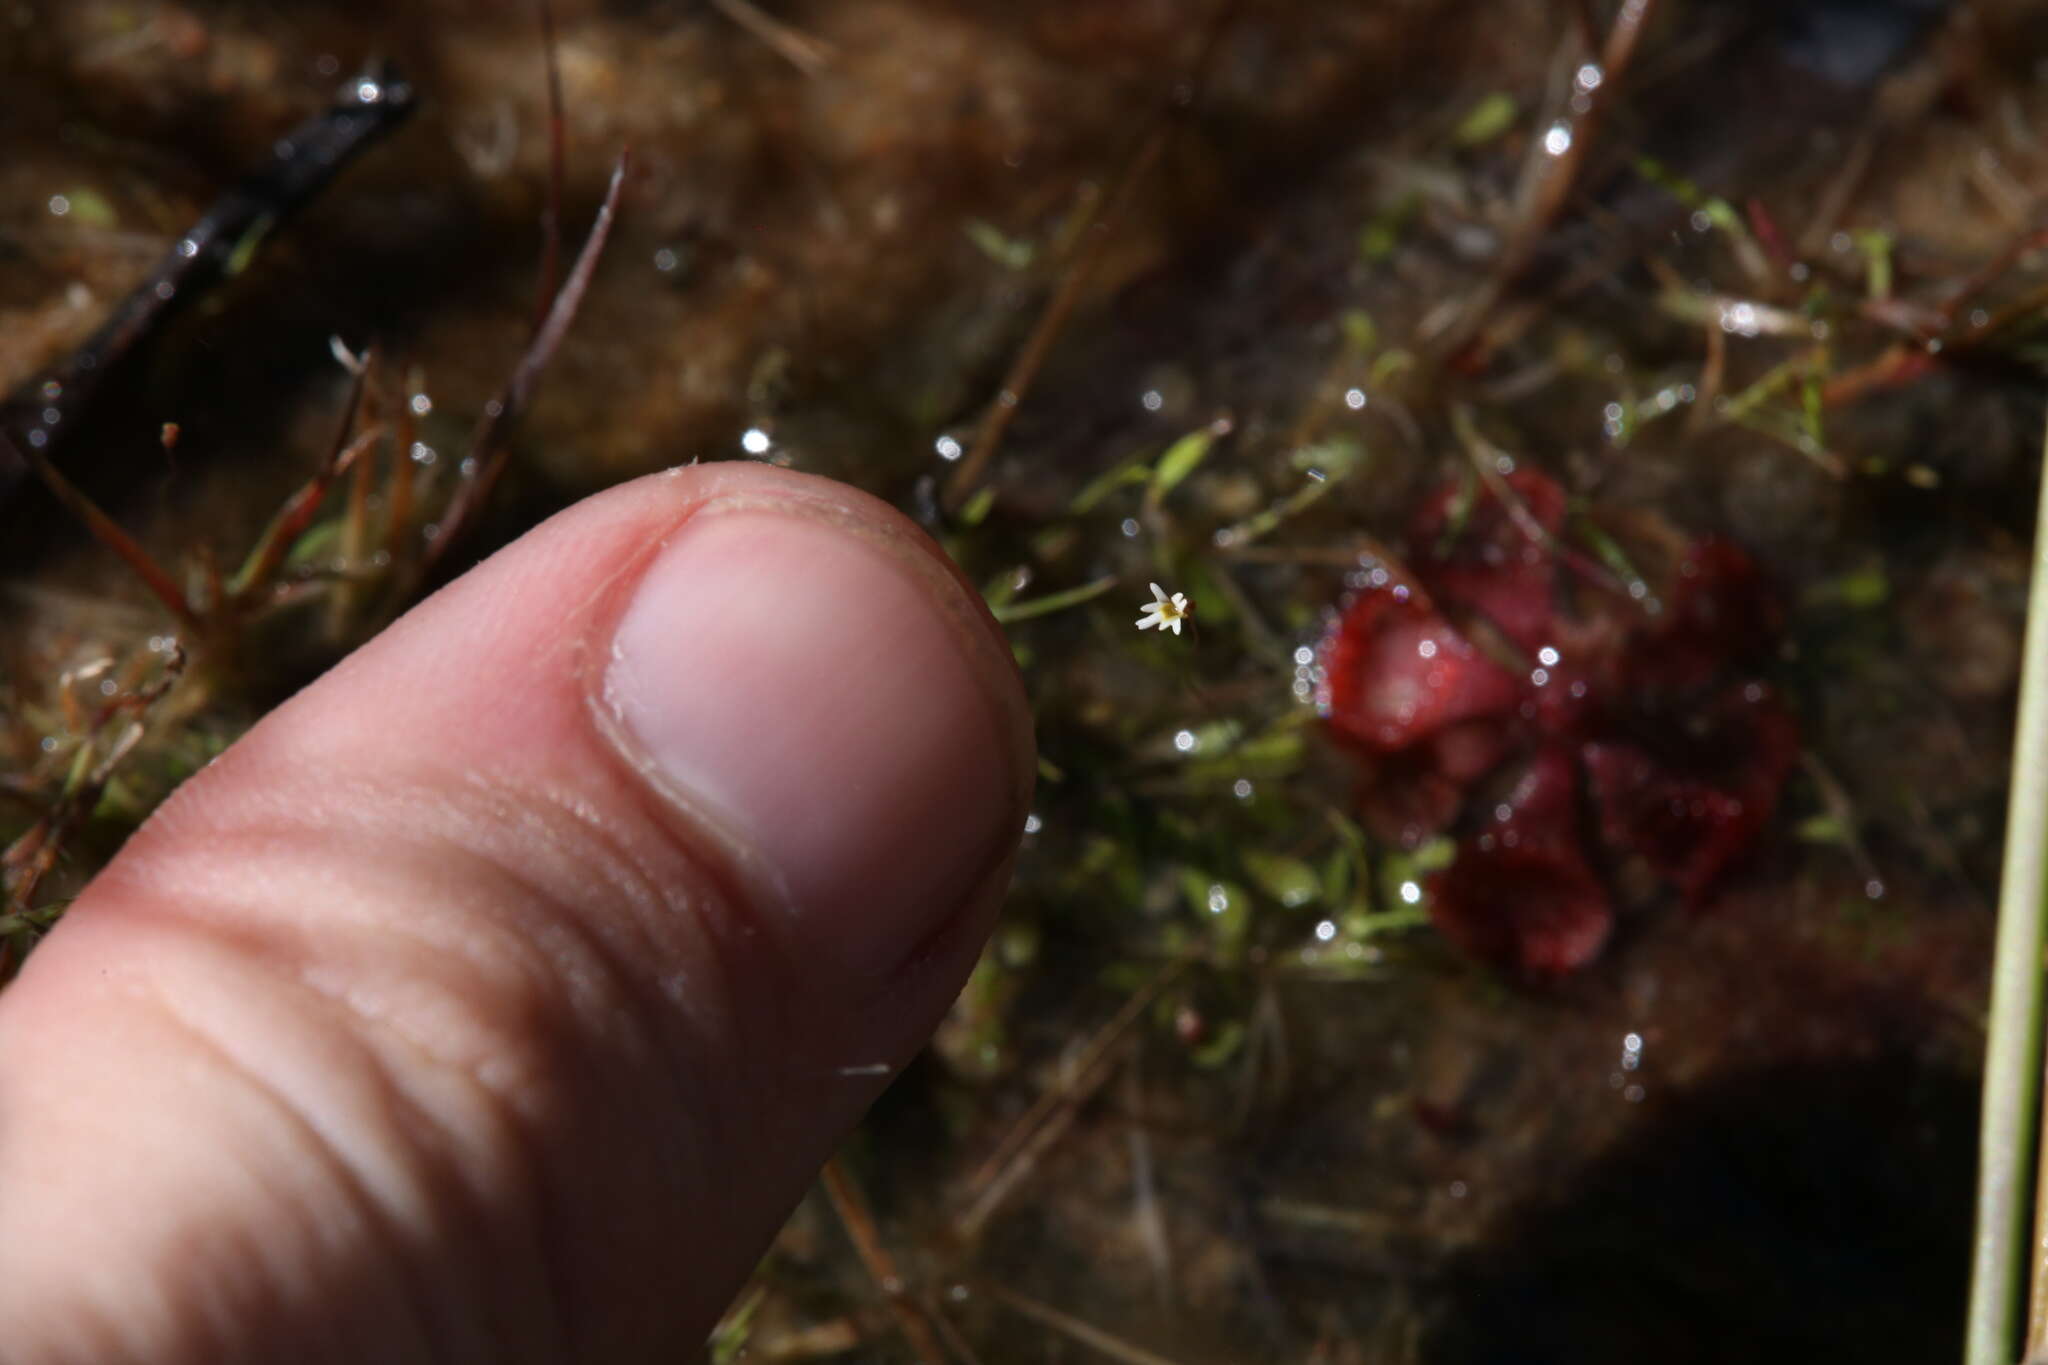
left=0, top=463, right=1035, bottom=1364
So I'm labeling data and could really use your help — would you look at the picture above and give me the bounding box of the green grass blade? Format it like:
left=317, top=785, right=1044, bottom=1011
left=990, top=575, right=1118, bottom=625
left=1966, top=417, right=2048, bottom=1365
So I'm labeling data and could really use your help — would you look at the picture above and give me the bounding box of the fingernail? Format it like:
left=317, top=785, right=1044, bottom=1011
left=599, top=497, right=1028, bottom=977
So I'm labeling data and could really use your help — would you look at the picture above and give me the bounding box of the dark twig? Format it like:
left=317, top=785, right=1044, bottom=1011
left=0, top=63, right=416, bottom=506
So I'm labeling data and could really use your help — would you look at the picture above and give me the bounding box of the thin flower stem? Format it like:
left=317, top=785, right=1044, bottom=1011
left=991, top=575, right=1119, bottom=625
left=1965, top=415, right=2048, bottom=1365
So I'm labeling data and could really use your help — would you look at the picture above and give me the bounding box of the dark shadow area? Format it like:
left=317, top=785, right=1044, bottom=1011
left=1427, top=1051, right=1975, bottom=1365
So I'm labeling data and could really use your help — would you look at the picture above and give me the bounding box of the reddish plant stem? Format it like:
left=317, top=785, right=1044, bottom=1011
left=1, top=429, right=200, bottom=636
left=820, top=1158, right=950, bottom=1365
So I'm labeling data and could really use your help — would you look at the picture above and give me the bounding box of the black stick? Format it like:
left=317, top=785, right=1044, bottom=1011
left=0, top=61, right=418, bottom=504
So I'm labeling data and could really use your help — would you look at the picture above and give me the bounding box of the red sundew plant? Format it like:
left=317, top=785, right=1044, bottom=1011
left=1317, top=466, right=1798, bottom=978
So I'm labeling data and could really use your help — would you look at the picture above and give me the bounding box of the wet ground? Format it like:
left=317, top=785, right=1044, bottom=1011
left=4, top=0, right=2045, bottom=1359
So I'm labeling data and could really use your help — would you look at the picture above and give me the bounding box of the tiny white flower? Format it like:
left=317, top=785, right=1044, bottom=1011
left=1136, top=582, right=1193, bottom=635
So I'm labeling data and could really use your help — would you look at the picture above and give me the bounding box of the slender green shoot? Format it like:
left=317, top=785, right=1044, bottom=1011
left=1966, top=415, right=2048, bottom=1365
left=992, top=575, right=1119, bottom=625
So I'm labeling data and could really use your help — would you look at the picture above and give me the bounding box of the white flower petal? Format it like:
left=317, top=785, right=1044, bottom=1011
left=1135, top=583, right=1194, bottom=636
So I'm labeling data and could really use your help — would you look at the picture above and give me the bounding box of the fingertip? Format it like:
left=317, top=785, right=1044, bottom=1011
left=595, top=485, right=1031, bottom=979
